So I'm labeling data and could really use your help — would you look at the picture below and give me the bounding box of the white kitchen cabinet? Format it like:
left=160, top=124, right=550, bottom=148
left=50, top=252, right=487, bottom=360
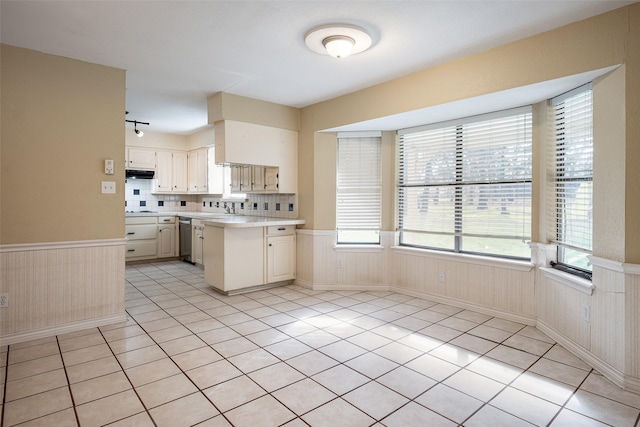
left=157, top=224, right=176, bottom=258
left=252, top=166, right=265, bottom=192
left=192, top=221, right=204, bottom=266
left=188, top=148, right=209, bottom=193
left=266, top=226, right=296, bottom=283
left=127, top=147, right=156, bottom=170
left=155, top=150, right=188, bottom=193
left=204, top=225, right=264, bottom=293
left=229, top=164, right=279, bottom=193
left=264, top=167, right=279, bottom=192
left=229, top=164, right=252, bottom=193
left=214, top=120, right=297, bottom=193
left=126, top=216, right=157, bottom=260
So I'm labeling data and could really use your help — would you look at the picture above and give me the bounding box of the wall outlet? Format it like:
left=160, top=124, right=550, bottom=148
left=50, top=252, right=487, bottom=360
left=0, top=293, right=8, bottom=308
left=438, top=272, right=446, bottom=282
left=582, top=305, right=590, bottom=322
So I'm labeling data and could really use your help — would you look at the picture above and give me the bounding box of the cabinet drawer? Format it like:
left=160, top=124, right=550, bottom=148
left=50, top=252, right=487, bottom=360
left=158, top=216, right=176, bottom=224
left=126, top=240, right=157, bottom=258
left=266, top=225, right=295, bottom=236
left=126, top=224, right=157, bottom=240
left=126, top=216, right=157, bottom=225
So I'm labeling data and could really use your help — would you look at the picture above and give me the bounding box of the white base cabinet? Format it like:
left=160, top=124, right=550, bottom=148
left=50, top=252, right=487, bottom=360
left=204, top=223, right=296, bottom=294
left=126, top=217, right=158, bottom=260
left=266, top=226, right=296, bottom=283
left=192, top=219, right=205, bottom=265
left=126, top=216, right=177, bottom=261
left=157, top=216, right=177, bottom=258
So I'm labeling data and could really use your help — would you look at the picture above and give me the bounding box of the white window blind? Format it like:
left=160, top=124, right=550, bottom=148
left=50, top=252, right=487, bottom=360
left=398, top=107, right=532, bottom=258
left=549, top=84, right=593, bottom=272
left=337, top=133, right=382, bottom=244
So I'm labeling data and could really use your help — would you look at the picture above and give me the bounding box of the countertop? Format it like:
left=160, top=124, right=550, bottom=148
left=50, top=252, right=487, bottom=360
left=125, top=211, right=305, bottom=228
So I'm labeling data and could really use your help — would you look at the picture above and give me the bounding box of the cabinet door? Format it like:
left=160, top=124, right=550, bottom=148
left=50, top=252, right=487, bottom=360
left=155, top=151, right=173, bottom=192
left=230, top=165, right=242, bottom=192
left=193, top=227, right=204, bottom=265
left=252, top=166, right=265, bottom=192
left=266, top=234, right=296, bottom=283
left=197, top=149, right=208, bottom=192
left=188, top=151, right=198, bottom=192
left=157, top=224, right=175, bottom=258
left=264, top=167, right=279, bottom=192
left=127, top=148, right=156, bottom=170
left=173, top=151, right=188, bottom=192
left=239, top=165, right=251, bottom=192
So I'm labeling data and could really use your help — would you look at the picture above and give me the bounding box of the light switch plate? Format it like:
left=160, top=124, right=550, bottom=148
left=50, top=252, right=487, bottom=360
left=101, top=181, right=116, bottom=194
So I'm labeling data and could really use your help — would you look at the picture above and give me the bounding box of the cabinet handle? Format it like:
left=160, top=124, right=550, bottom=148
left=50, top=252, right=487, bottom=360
left=278, top=228, right=286, bottom=231
left=269, top=243, right=272, bottom=247
left=127, top=232, right=135, bottom=235
left=127, top=249, right=135, bottom=252
left=163, top=219, right=171, bottom=222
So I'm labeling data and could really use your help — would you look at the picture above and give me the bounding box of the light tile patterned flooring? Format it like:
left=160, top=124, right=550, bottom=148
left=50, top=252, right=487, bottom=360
left=2, top=261, right=639, bottom=426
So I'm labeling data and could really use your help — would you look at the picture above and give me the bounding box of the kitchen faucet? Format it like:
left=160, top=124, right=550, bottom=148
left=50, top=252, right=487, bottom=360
left=224, top=203, right=236, bottom=214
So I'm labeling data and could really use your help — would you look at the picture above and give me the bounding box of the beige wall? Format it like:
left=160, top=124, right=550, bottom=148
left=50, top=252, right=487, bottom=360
left=125, top=129, right=188, bottom=152
left=1, top=44, right=126, bottom=244
left=299, top=4, right=639, bottom=263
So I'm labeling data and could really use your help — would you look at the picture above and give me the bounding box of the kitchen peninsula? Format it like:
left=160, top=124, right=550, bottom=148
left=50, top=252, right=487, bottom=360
left=203, top=216, right=304, bottom=295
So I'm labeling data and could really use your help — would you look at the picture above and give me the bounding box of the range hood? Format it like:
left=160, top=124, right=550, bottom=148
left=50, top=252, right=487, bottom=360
left=126, top=169, right=155, bottom=179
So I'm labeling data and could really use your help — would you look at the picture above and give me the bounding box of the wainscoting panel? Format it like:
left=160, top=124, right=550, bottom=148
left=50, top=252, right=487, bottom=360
left=0, top=239, right=126, bottom=345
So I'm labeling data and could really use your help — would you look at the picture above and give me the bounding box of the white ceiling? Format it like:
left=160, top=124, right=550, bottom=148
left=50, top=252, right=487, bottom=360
left=0, top=1, right=633, bottom=135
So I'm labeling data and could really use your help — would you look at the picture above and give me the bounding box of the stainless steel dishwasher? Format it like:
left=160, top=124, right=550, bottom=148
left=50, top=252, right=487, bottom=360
left=179, top=216, right=193, bottom=263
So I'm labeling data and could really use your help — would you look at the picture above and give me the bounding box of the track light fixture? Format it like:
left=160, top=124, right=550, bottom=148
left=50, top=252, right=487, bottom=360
left=125, top=119, right=149, bottom=138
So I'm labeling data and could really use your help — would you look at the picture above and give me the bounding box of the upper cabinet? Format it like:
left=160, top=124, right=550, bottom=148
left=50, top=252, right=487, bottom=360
left=155, top=150, right=188, bottom=193
left=126, top=147, right=155, bottom=170
left=214, top=120, right=297, bottom=193
left=188, top=148, right=209, bottom=194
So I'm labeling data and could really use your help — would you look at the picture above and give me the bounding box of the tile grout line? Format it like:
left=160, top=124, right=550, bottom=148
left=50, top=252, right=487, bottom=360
left=55, top=336, right=82, bottom=426
left=1, top=346, right=8, bottom=426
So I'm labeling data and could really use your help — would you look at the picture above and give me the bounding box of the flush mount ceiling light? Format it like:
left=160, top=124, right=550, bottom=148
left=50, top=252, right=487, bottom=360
left=305, top=24, right=372, bottom=59
left=125, top=119, right=149, bottom=138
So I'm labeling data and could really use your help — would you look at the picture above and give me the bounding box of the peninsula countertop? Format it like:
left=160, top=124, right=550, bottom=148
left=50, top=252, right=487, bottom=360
left=202, top=216, right=305, bottom=228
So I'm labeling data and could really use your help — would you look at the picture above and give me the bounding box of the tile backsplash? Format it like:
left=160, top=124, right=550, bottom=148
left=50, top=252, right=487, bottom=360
left=125, top=179, right=298, bottom=218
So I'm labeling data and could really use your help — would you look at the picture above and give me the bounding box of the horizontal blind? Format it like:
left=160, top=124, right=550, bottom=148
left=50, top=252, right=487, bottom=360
left=549, top=84, right=593, bottom=266
left=398, top=107, right=532, bottom=258
left=337, top=135, right=381, bottom=243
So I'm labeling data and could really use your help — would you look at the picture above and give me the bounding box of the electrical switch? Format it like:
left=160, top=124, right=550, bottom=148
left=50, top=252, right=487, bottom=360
left=101, top=181, right=116, bottom=194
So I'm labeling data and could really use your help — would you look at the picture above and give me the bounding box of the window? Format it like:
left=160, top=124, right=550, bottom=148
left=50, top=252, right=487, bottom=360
left=398, top=107, right=532, bottom=259
left=336, top=132, right=382, bottom=244
left=549, top=84, right=593, bottom=274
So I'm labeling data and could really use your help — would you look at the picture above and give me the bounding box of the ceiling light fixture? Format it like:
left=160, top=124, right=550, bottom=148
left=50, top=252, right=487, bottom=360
left=125, top=119, right=149, bottom=138
left=305, top=24, right=372, bottom=59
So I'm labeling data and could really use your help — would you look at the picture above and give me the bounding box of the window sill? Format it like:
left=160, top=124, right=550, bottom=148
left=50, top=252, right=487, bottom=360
left=334, top=244, right=385, bottom=253
left=391, top=246, right=533, bottom=272
left=541, top=267, right=594, bottom=295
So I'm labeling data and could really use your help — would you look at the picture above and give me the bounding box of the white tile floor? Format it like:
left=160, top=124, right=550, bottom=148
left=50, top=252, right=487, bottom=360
left=2, top=260, right=639, bottom=426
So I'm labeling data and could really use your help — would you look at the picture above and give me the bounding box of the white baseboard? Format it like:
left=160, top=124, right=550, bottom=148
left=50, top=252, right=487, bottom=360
left=390, top=286, right=537, bottom=326
left=537, top=320, right=640, bottom=394
left=0, top=312, right=127, bottom=346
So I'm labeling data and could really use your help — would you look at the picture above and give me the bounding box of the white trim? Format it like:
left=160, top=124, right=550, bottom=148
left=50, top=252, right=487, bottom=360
left=337, top=131, right=382, bottom=138
left=0, top=313, right=127, bottom=346
left=537, top=320, right=640, bottom=394
left=0, top=238, right=127, bottom=253
left=391, top=286, right=536, bottom=326
left=313, top=284, right=391, bottom=292
left=391, top=246, right=533, bottom=272
left=334, top=244, right=384, bottom=253
left=295, top=229, right=335, bottom=237
left=590, top=256, right=640, bottom=275
left=540, top=267, right=594, bottom=295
